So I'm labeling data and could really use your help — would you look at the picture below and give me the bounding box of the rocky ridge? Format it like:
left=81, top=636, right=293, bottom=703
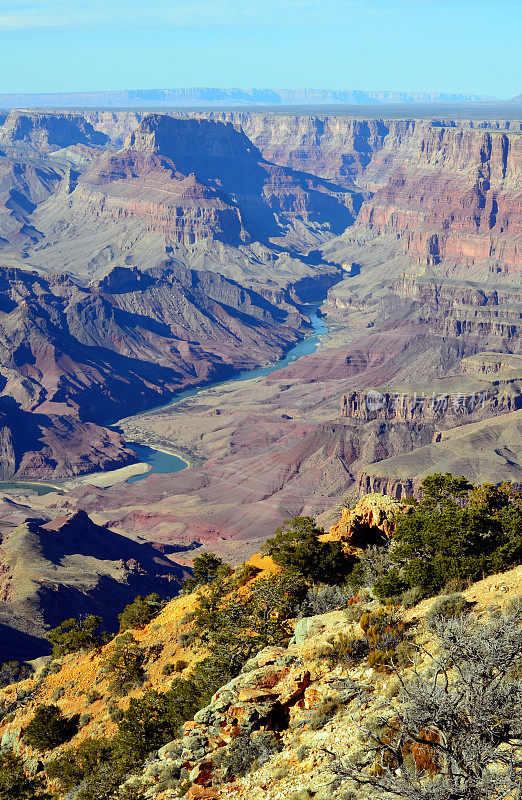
left=0, top=509, right=190, bottom=661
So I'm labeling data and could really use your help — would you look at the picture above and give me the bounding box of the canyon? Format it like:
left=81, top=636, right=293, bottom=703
left=0, top=107, right=520, bottom=623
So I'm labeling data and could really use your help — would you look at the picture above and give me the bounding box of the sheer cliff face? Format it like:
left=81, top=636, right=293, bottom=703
left=197, top=113, right=397, bottom=186
left=357, top=125, right=522, bottom=272
left=0, top=110, right=109, bottom=153
left=201, top=114, right=522, bottom=274
left=1, top=110, right=520, bottom=281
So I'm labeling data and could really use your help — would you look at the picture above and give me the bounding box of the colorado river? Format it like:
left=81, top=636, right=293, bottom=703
left=124, top=304, right=328, bottom=483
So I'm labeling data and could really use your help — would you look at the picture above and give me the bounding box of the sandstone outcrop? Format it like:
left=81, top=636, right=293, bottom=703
left=354, top=409, right=522, bottom=499
left=146, top=646, right=311, bottom=790
left=356, top=125, right=522, bottom=272
left=120, top=612, right=357, bottom=798
left=328, top=492, right=407, bottom=547
left=340, top=385, right=521, bottom=426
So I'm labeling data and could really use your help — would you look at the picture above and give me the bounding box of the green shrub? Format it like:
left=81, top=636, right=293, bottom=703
left=0, top=750, right=49, bottom=799
left=332, top=634, right=369, bottom=665
left=102, top=633, right=145, bottom=696
left=47, top=615, right=106, bottom=658
left=262, top=516, right=353, bottom=584
left=399, top=586, right=423, bottom=609
left=112, top=691, right=179, bottom=769
left=299, top=585, right=351, bottom=617
left=46, top=736, right=117, bottom=795
left=182, top=553, right=232, bottom=592
left=233, top=563, right=261, bottom=586
left=166, top=659, right=188, bottom=674
left=343, top=601, right=365, bottom=624
left=309, top=696, right=343, bottom=730
left=24, top=704, right=78, bottom=751
left=344, top=561, right=367, bottom=593
left=177, top=631, right=194, bottom=648
left=373, top=569, right=407, bottom=601
left=296, top=744, right=310, bottom=762
left=425, top=593, right=469, bottom=630
left=289, top=791, right=314, bottom=800
left=331, top=609, right=408, bottom=672
left=164, top=677, right=202, bottom=724
left=0, top=661, right=33, bottom=689
left=504, top=593, right=522, bottom=620
left=85, top=689, right=102, bottom=705
left=107, top=698, right=124, bottom=724
left=392, top=475, right=522, bottom=597
left=221, top=731, right=281, bottom=777
left=192, top=571, right=305, bottom=692
left=118, top=593, right=164, bottom=633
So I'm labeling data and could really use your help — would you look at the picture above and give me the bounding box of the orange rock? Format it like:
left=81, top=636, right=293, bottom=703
left=328, top=493, right=408, bottom=548
left=186, top=786, right=221, bottom=799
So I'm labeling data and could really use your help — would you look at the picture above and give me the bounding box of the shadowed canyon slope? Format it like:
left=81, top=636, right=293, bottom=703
left=11, top=113, right=360, bottom=291
left=0, top=262, right=310, bottom=478
left=0, top=508, right=190, bottom=660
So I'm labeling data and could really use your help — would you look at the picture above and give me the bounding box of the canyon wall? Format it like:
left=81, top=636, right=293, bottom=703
left=1, top=110, right=521, bottom=279
left=0, top=263, right=310, bottom=479
left=180, top=113, right=522, bottom=277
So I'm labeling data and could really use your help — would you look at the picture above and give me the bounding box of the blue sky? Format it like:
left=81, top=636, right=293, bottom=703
left=1, top=0, right=520, bottom=97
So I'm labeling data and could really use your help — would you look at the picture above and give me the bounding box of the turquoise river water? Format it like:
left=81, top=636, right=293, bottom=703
left=125, top=304, right=328, bottom=483
left=0, top=306, right=328, bottom=493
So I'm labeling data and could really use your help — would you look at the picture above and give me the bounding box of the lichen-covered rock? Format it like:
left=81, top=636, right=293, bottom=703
left=126, top=643, right=316, bottom=795
left=0, top=725, right=22, bottom=753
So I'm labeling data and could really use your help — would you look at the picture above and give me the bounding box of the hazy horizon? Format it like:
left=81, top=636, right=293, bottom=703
left=2, top=1, right=521, bottom=99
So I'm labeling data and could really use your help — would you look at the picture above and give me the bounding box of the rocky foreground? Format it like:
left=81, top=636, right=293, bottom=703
left=1, top=491, right=522, bottom=800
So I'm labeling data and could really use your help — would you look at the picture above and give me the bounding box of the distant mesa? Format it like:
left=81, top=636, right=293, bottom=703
left=0, top=87, right=497, bottom=109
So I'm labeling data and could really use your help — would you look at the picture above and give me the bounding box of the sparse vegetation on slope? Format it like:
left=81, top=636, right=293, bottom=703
left=47, top=616, right=107, bottom=659
left=0, top=477, right=521, bottom=800
left=347, top=474, right=522, bottom=602
left=333, top=606, right=522, bottom=800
